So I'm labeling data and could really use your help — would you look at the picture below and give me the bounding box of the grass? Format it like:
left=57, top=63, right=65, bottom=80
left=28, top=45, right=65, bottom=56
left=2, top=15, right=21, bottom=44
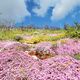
left=20, top=31, right=66, bottom=44
left=0, top=28, right=67, bottom=44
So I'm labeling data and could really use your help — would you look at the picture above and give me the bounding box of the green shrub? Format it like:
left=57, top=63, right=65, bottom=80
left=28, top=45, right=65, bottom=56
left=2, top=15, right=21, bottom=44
left=74, top=54, right=80, bottom=60
left=65, top=23, right=80, bottom=38
left=65, top=26, right=80, bottom=38
left=14, top=36, right=23, bottom=41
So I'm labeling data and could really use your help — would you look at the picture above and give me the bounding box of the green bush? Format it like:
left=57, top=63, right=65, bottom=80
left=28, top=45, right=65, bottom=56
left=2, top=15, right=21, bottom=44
left=74, top=54, right=80, bottom=60
left=65, top=25, right=80, bottom=38
left=14, top=36, right=23, bottom=41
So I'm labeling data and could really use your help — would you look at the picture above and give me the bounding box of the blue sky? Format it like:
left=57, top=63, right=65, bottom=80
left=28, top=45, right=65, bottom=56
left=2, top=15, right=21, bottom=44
left=18, top=0, right=80, bottom=28
left=0, top=0, right=80, bottom=28
left=25, top=7, right=80, bottom=28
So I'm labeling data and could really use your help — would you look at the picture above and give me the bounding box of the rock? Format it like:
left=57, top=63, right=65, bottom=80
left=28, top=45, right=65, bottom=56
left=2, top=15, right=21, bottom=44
left=29, top=42, right=56, bottom=59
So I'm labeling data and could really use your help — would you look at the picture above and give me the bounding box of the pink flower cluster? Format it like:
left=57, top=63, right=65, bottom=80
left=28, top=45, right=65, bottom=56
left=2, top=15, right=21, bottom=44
left=28, top=55, right=80, bottom=80
left=0, top=50, right=36, bottom=80
left=34, top=39, right=80, bottom=57
left=56, top=39, right=80, bottom=56
left=0, top=50, right=80, bottom=80
left=0, top=39, right=80, bottom=80
left=0, top=41, right=29, bottom=52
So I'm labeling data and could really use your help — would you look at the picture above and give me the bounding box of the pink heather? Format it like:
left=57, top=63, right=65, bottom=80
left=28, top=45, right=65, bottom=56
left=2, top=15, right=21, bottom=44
left=0, top=39, right=80, bottom=80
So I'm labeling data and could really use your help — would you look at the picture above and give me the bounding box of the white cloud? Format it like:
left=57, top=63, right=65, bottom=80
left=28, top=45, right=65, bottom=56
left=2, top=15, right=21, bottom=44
left=33, top=0, right=52, bottom=17
left=51, top=0, right=80, bottom=20
left=0, top=0, right=30, bottom=26
left=33, top=0, right=80, bottom=20
left=33, top=0, right=58, bottom=17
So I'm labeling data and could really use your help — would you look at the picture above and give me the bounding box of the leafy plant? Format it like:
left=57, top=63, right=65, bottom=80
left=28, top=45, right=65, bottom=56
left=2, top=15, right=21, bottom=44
left=14, top=36, right=23, bottom=41
left=74, top=54, right=80, bottom=60
left=65, top=23, right=80, bottom=38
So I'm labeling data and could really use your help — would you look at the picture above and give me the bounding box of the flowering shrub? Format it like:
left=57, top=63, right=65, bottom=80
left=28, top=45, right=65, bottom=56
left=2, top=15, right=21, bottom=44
left=56, top=39, right=80, bottom=56
left=0, top=50, right=37, bottom=80
left=28, top=55, right=80, bottom=80
left=0, top=38, right=80, bottom=80
left=25, top=35, right=51, bottom=44
left=0, top=41, right=29, bottom=52
left=25, top=33, right=66, bottom=44
left=0, top=50, right=80, bottom=80
left=29, top=39, right=80, bottom=59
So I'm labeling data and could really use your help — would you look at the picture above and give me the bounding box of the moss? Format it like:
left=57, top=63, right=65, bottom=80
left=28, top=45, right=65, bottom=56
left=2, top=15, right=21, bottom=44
left=74, top=54, right=80, bottom=60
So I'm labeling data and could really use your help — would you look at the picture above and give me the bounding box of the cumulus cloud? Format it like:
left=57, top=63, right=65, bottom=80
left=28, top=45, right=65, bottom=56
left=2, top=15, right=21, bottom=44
left=0, top=0, right=30, bottom=26
left=33, top=0, right=80, bottom=20
left=33, top=0, right=52, bottom=17
left=51, top=0, right=80, bottom=20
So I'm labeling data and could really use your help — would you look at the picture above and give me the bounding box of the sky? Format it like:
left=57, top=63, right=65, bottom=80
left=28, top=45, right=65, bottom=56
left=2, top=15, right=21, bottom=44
left=0, top=0, right=80, bottom=28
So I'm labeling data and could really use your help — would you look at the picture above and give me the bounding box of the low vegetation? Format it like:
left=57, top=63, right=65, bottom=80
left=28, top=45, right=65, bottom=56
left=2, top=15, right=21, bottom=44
left=0, top=22, right=80, bottom=80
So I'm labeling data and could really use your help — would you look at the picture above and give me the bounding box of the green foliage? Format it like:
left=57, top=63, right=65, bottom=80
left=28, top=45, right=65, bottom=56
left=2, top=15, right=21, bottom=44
left=74, top=21, right=80, bottom=30
left=24, top=33, right=66, bottom=44
left=0, top=27, right=66, bottom=44
left=74, top=54, right=80, bottom=60
left=14, top=36, right=23, bottom=41
left=65, top=23, right=80, bottom=38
